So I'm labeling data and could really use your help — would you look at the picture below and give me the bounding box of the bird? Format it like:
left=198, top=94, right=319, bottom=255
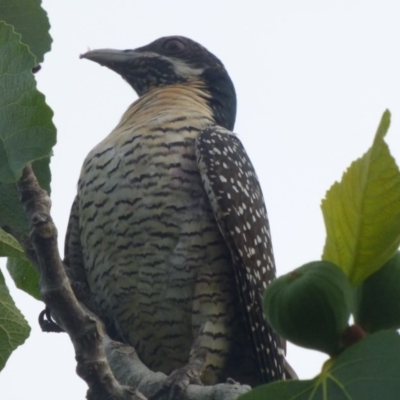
left=64, top=35, right=287, bottom=393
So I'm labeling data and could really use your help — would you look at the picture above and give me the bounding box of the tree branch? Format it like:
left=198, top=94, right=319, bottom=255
left=14, top=164, right=250, bottom=400
left=16, top=165, right=143, bottom=400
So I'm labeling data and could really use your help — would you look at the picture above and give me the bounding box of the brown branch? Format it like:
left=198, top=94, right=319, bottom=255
left=16, top=165, right=143, bottom=400
left=14, top=164, right=251, bottom=400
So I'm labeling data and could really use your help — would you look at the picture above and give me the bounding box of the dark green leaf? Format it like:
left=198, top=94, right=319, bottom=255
left=0, top=0, right=52, bottom=63
left=0, top=158, right=52, bottom=236
left=0, top=182, right=29, bottom=235
left=0, top=268, right=30, bottom=371
left=7, top=257, right=40, bottom=300
left=0, top=22, right=55, bottom=238
left=0, top=22, right=56, bottom=183
left=32, top=156, right=51, bottom=195
left=240, top=331, right=400, bottom=400
left=0, top=227, right=24, bottom=257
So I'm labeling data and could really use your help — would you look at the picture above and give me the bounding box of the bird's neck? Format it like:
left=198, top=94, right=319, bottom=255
left=118, top=82, right=215, bottom=132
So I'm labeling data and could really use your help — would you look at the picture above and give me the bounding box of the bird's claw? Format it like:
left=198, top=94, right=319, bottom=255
left=150, top=365, right=203, bottom=400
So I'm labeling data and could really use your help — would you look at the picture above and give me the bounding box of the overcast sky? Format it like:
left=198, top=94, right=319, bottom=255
left=1, top=1, right=400, bottom=399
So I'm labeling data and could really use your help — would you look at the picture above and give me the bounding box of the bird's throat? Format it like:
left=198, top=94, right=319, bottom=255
left=117, top=82, right=215, bottom=135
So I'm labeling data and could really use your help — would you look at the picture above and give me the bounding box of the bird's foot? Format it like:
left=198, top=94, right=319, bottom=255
left=150, top=361, right=203, bottom=400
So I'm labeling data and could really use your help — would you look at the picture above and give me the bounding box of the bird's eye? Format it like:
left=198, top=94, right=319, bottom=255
left=162, top=38, right=186, bottom=54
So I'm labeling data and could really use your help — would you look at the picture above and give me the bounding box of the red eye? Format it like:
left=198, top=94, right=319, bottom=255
left=162, top=38, right=186, bottom=54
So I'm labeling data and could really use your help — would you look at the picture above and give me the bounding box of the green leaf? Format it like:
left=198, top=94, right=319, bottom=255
left=0, top=22, right=56, bottom=183
left=240, top=379, right=316, bottom=400
left=321, top=111, right=400, bottom=286
left=0, top=22, right=55, bottom=237
left=240, top=331, right=400, bottom=400
left=0, top=0, right=52, bottom=63
left=0, top=268, right=30, bottom=372
left=0, top=157, right=52, bottom=236
left=7, top=257, right=41, bottom=300
left=0, top=218, right=40, bottom=301
left=0, top=182, right=29, bottom=235
left=0, top=227, right=24, bottom=257
left=32, top=156, right=51, bottom=195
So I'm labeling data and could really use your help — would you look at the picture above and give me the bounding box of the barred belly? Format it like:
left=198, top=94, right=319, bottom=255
left=76, top=86, right=253, bottom=383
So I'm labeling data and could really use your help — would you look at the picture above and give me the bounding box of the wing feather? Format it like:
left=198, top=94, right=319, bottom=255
left=195, top=126, right=285, bottom=383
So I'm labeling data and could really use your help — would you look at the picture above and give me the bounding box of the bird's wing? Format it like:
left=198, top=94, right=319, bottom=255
left=195, top=126, right=285, bottom=383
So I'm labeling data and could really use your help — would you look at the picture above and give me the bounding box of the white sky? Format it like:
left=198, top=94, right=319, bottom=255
left=1, top=0, right=400, bottom=399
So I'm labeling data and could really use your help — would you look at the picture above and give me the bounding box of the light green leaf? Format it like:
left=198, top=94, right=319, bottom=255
left=240, top=331, right=400, bottom=400
left=321, top=110, right=400, bottom=285
left=0, top=0, right=52, bottom=63
left=0, top=268, right=30, bottom=372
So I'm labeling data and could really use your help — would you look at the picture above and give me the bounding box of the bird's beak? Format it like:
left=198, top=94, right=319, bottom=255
left=80, top=49, right=141, bottom=67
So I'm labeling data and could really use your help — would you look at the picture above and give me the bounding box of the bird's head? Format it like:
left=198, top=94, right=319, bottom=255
left=81, top=36, right=236, bottom=130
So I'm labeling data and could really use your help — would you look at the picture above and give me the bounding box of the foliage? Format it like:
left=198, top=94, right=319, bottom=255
left=0, top=0, right=54, bottom=371
left=321, top=110, right=400, bottom=286
left=241, top=331, right=400, bottom=400
left=0, top=0, right=52, bottom=64
left=0, top=268, right=30, bottom=371
left=252, top=111, right=400, bottom=400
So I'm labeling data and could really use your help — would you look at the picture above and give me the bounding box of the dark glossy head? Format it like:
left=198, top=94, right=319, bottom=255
left=81, top=36, right=236, bottom=130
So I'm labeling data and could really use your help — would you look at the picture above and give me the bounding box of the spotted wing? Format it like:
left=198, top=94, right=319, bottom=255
left=195, top=126, right=285, bottom=383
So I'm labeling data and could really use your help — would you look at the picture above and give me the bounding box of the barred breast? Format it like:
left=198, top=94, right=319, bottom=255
left=77, top=84, right=250, bottom=382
